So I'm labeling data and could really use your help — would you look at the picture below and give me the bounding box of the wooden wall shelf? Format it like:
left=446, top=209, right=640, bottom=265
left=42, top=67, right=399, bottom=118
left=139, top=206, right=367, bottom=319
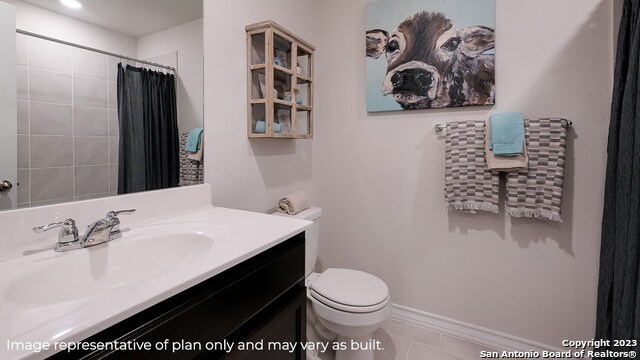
left=246, top=20, right=315, bottom=139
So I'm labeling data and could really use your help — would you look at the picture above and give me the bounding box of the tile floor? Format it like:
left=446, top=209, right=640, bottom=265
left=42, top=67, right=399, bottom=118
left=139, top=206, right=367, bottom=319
left=373, top=319, right=499, bottom=360
left=307, top=317, right=500, bottom=360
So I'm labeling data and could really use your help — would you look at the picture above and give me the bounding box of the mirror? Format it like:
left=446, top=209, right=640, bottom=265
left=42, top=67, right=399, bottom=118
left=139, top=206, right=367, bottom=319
left=0, top=0, right=203, bottom=211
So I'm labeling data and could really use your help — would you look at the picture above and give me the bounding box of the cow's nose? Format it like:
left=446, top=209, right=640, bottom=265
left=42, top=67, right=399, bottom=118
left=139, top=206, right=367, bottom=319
left=391, top=69, right=434, bottom=94
left=391, top=72, right=404, bottom=88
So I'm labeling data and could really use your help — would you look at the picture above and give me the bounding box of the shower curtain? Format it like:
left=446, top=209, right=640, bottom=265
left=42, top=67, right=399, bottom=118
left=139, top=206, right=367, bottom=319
left=596, top=0, right=640, bottom=354
left=117, top=64, right=179, bottom=194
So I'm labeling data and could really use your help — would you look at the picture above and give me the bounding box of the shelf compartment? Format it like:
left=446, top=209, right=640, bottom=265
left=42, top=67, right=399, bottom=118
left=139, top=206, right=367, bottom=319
left=273, top=68, right=292, bottom=102
left=249, top=103, right=268, bottom=137
left=295, top=82, right=311, bottom=107
left=296, top=46, right=312, bottom=80
left=249, top=32, right=266, bottom=66
left=274, top=104, right=293, bottom=136
left=295, top=110, right=312, bottom=138
left=273, top=33, right=293, bottom=70
left=250, top=67, right=267, bottom=100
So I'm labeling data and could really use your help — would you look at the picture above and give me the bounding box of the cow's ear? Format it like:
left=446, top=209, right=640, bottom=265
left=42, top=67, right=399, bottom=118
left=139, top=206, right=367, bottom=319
left=457, top=26, right=494, bottom=58
left=366, top=29, right=389, bottom=59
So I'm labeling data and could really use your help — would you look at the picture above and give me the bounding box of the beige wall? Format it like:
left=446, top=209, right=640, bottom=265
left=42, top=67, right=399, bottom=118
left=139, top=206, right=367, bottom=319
left=202, top=0, right=615, bottom=347
left=313, top=0, right=613, bottom=348
left=203, top=0, right=316, bottom=212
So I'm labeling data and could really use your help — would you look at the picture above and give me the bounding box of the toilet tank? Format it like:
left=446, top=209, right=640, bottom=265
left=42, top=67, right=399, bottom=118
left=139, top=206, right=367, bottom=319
left=273, top=207, right=322, bottom=276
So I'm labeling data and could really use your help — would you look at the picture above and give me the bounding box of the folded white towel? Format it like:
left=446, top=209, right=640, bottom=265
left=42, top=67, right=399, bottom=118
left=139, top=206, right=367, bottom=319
left=277, top=191, right=310, bottom=215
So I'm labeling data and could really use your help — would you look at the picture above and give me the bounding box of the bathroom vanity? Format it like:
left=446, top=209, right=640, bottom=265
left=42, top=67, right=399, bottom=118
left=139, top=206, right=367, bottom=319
left=51, top=233, right=306, bottom=360
left=0, top=185, right=311, bottom=360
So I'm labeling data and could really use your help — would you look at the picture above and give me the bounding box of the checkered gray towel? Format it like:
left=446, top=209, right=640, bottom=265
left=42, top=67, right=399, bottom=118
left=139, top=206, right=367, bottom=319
left=179, top=133, right=204, bottom=186
left=445, top=120, right=499, bottom=213
left=506, top=118, right=567, bottom=222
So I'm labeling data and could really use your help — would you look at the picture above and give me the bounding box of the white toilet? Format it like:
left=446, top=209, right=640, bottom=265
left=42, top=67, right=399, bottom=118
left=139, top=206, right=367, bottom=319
left=274, top=207, right=391, bottom=360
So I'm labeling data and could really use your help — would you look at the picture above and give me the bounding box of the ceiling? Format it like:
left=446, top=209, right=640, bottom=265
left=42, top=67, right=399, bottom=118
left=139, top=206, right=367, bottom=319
left=21, top=0, right=203, bottom=38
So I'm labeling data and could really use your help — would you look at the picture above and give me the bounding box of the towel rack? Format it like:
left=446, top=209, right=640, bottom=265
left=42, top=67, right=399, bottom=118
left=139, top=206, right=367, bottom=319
left=434, top=119, right=573, bottom=133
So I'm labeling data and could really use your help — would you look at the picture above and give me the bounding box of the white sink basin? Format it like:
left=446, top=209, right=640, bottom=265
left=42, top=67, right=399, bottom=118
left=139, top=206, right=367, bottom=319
left=4, top=223, right=226, bottom=306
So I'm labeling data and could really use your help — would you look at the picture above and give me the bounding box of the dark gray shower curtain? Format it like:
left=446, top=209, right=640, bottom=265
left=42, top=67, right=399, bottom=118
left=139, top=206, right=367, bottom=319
left=596, top=0, right=640, bottom=354
left=117, top=64, right=179, bottom=194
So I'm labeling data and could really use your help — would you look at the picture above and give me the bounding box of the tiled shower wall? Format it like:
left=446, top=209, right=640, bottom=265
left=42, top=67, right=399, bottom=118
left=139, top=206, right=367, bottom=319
left=15, top=34, right=121, bottom=207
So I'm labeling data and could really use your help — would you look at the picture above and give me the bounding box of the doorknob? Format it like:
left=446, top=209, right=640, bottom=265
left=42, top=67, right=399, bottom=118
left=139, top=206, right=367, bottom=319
left=0, top=180, right=13, bottom=192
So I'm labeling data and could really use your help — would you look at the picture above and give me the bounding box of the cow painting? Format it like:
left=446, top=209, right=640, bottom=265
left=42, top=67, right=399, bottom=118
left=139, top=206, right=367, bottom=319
left=366, top=11, right=495, bottom=110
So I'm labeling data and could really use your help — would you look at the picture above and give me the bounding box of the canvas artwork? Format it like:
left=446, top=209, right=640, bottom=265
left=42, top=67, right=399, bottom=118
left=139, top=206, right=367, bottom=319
left=366, top=0, right=496, bottom=112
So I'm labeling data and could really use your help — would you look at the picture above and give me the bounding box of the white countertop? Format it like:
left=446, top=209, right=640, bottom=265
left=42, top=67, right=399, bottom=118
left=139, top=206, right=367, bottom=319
left=0, top=205, right=311, bottom=360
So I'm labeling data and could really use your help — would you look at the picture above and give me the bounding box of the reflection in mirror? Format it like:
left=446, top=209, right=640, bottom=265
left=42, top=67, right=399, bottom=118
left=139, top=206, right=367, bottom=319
left=0, top=0, right=203, bottom=211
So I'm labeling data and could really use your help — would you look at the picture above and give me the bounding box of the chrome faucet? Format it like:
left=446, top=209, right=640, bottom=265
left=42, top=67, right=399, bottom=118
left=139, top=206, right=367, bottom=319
left=34, top=209, right=136, bottom=252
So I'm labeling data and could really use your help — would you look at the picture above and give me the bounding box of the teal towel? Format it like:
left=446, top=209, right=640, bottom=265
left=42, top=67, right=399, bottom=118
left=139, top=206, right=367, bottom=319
left=490, top=113, right=525, bottom=156
left=254, top=121, right=281, bottom=134
left=185, top=128, right=204, bottom=153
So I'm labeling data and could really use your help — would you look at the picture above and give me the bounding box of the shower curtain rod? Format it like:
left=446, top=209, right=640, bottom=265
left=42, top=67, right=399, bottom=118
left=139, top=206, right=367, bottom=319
left=16, top=29, right=176, bottom=72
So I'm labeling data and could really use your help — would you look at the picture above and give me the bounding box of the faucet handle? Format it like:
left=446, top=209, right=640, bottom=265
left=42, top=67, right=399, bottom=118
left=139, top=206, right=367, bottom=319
left=34, top=218, right=76, bottom=233
left=33, top=219, right=79, bottom=244
left=106, top=209, right=136, bottom=218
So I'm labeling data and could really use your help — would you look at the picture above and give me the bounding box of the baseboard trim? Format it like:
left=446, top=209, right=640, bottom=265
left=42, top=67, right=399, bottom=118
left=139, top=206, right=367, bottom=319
left=390, top=304, right=566, bottom=354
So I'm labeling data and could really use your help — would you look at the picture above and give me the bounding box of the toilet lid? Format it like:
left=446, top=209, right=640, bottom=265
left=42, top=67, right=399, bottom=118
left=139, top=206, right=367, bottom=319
left=309, top=268, right=389, bottom=312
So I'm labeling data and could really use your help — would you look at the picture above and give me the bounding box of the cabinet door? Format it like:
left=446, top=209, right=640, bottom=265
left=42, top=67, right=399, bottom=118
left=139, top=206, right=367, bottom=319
left=223, top=288, right=306, bottom=360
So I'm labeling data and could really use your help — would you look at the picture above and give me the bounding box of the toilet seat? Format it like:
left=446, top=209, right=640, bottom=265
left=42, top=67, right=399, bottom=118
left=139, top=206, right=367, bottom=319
left=308, top=268, right=390, bottom=313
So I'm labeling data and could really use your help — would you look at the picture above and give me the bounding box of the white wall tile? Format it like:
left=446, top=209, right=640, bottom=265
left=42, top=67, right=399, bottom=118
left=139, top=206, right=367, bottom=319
left=31, top=167, right=73, bottom=202
left=30, top=135, right=73, bottom=168
left=30, top=102, right=72, bottom=135
left=73, top=76, right=108, bottom=108
left=28, top=37, right=72, bottom=74
left=110, top=164, right=118, bottom=192
left=31, top=197, right=74, bottom=207
left=16, top=34, right=28, bottom=66
left=109, top=136, right=119, bottom=164
left=29, top=69, right=72, bottom=104
left=17, top=169, right=30, bottom=205
left=17, top=135, right=29, bottom=169
left=74, top=136, right=108, bottom=166
left=75, top=165, right=109, bottom=196
left=73, top=48, right=107, bottom=80
left=74, top=106, right=108, bottom=136
left=75, top=193, right=110, bottom=201
left=17, top=100, right=29, bottom=134
left=108, top=81, right=117, bottom=109
left=108, top=109, right=119, bottom=136
left=17, top=65, right=28, bottom=100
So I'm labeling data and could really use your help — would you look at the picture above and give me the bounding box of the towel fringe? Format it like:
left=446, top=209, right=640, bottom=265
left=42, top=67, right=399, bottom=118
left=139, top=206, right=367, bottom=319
left=446, top=203, right=499, bottom=214
left=507, top=208, right=563, bottom=222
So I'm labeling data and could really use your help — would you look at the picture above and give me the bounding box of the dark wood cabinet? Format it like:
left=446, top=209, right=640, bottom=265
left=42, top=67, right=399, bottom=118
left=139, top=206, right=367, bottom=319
left=48, top=233, right=306, bottom=360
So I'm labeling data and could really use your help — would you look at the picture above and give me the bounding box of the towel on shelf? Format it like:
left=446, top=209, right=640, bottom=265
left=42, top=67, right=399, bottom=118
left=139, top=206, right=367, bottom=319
left=187, top=132, right=203, bottom=162
left=506, top=118, right=567, bottom=222
left=185, top=128, right=204, bottom=153
left=255, top=121, right=282, bottom=134
left=490, top=112, right=525, bottom=156
left=277, top=191, right=310, bottom=215
left=445, top=120, right=499, bottom=214
left=179, top=133, right=204, bottom=186
left=485, top=119, right=528, bottom=172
